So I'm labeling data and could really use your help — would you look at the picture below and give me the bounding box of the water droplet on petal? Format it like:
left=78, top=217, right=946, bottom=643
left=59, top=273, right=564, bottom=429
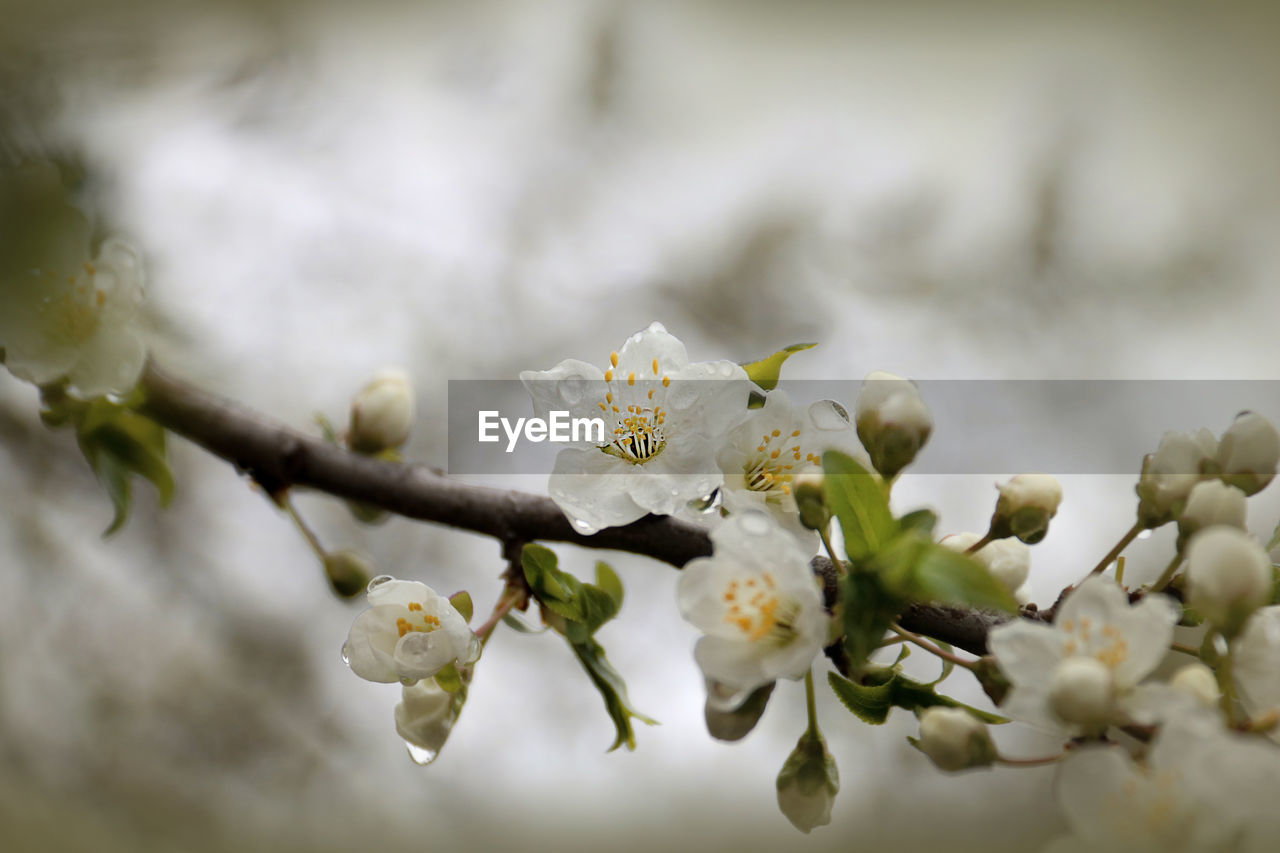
left=405, top=741, right=439, bottom=765
left=738, top=511, right=772, bottom=536
left=808, top=399, right=851, bottom=431
left=340, top=644, right=351, bottom=666
left=557, top=377, right=585, bottom=405
left=667, top=381, right=699, bottom=410
left=705, top=679, right=753, bottom=714
left=571, top=517, right=598, bottom=535
left=367, top=574, right=394, bottom=593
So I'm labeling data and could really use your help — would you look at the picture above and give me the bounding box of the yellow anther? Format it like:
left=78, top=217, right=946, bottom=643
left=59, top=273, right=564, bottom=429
left=772, top=429, right=781, bottom=437
left=408, top=602, right=423, bottom=612
left=771, top=449, right=781, bottom=459
left=598, top=402, right=607, bottom=411
left=606, top=393, right=613, bottom=403
left=652, top=358, right=660, bottom=375
left=610, top=351, right=619, bottom=367
left=662, top=376, right=670, bottom=387
left=605, top=369, right=614, bottom=382
left=628, top=372, right=636, bottom=386
left=791, top=430, right=801, bottom=437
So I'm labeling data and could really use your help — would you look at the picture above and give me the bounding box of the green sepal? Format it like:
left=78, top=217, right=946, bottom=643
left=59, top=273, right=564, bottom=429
left=571, top=637, right=658, bottom=752
left=822, top=450, right=894, bottom=563
left=827, top=668, right=1007, bottom=727
left=705, top=682, right=775, bottom=742
left=41, top=387, right=175, bottom=536
left=741, top=342, right=817, bottom=393
left=433, top=663, right=463, bottom=693
left=448, top=591, right=474, bottom=624
left=501, top=612, right=548, bottom=634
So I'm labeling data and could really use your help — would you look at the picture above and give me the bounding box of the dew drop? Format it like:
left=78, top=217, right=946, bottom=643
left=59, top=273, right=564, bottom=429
left=808, top=399, right=851, bottom=431
left=571, top=517, right=599, bottom=535
left=1137, top=529, right=1153, bottom=540
left=367, top=574, right=394, bottom=593
left=405, top=741, right=439, bottom=766
left=705, top=679, right=753, bottom=714
left=557, top=377, right=586, bottom=405
left=340, top=644, right=351, bottom=666
left=738, top=511, right=772, bottom=536
left=666, top=381, right=699, bottom=410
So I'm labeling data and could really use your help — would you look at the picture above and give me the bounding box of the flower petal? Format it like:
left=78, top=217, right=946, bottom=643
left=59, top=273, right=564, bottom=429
left=342, top=605, right=405, bottom=683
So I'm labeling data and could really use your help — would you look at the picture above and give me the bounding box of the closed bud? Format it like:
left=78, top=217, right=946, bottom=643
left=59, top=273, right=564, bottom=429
left=776, top=728, right=839, bottom=833
left=793, top=469, right=829, bottom=531
left=1186, top=526, right=1272, bottom=636
left=349, top=368, right=415, bottom=454
left=1170, top=662, right=1220, bottom=707
left=989, top=474, right=1062, bottom=544
left=913, top=707, right=996, bottom=772
left=1048, top=656, right=1116, bottom=732
left=324, top=549, right=375, bottom=598
left=1178, top=480, right=1248, bottom=544
left=1217, top=411, right=1280, bottom=497
left=1136, top=428, right=1218, bottom=527
left=854, top=371, right=932, bottom=479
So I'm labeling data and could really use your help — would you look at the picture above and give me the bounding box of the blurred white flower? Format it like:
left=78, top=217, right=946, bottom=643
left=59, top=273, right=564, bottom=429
left=521, top=322, right=749, bottom=534
left=342, top=576, right=479, bottom=684
left=913, top=707, right=996, bottom=772
left=1185, top=526, right=1271, bottom=636
left=0, top=162, right=146, bottom=397
left=1169, top=662, right=1221, bottom=708
left=854, top=370, right=932, bottom=479
left=1045, top=714, right=1280, bottom=853
left=1135, top=428, right=1218, bottom=526
left=395, top=678, right=465, bottom=765
left=677, top=512, right=827, bottom=710
left=987, top=577, right=1178, bottom=735
left=717, top=391, right=866, bottom=537
left=941, top=532, right=1032, bottom=602
left=1233, top=606, right=1280, bottom=723
left=349, top=368, right=415, bottom=453
left=1217, top=411, right=1280, bottom=497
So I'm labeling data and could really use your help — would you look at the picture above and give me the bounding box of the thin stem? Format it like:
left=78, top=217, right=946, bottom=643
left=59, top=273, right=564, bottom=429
left=995, top=752, right=1064, bottom=768
left=875, top=636, right=908, bottom=649
left=818, top=524, right=846, bottom=575
left=890, top=623, right=978, bottom=671
left=1170, top=641, right=1200, bottom=657
left=1215, top=634, right=1239, bottom=727
left=1151, top=552, right=1184, bottom=592
left=282, top=495, right=327, bottom=561
left=965, top=532, right=996, bottom=554
left=475, top=592, right=520, bottom=646
left=804, top=669, right=818, bottom=735
left=1086, top=521, right=1145, bottom=579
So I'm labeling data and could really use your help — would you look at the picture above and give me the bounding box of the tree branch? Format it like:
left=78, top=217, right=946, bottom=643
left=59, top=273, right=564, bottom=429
left=138, top=362, right=1017, bottom=655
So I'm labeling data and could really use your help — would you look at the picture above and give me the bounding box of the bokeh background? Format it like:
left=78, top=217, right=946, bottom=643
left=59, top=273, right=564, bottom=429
left=4, top=1, right=1280, bottom=850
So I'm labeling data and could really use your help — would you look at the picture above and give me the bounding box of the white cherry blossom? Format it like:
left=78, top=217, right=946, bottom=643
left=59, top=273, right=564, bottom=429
left=677, top=512, right=828, bottom=710
left=987, top=577, right=1179, bottom=735
left=1233, top=605, right=1280, bottom=723
left=342, top=576, right=479, bottom=684
left=521, top=322, right=750, bottom=533
left=940, top=532, right=1032, bottom=603
left=1, top=162, right=146, bottom=397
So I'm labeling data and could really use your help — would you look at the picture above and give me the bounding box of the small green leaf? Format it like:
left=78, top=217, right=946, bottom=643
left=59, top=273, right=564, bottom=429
left=705, top=682, right=775, bottom=742
left=822, top=450, right=894, bottom=563
left=570, top=637, right=658, bottom=751
left=907, top=544, right=1018, bottom=613
left=595, top=561, right=624, bottom=609
left=501, top=612, right=547, bottom=634
left=448, top=591, right=474, bottom=624
left=741, top=342, right=817, bottom=392
left=840, top=571, right=902, bottom=673
left=897, top=508, right=938, bottom=538
left=434, top=663, right=463, bottom=693
left=827, top=669, right=895, bottom=725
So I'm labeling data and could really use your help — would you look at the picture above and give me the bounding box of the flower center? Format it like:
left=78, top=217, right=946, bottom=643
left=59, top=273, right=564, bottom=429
left=722, top=572, right=799, bottom=643
left=744, top=428, right=820, bottom=497
left=44, top=265, right=107, bottom=346
left=597, top=350, right=671, bottom=465
left=1060, top=617, right=1130, bottom=669
left=397, top=601, right=442, bottom=638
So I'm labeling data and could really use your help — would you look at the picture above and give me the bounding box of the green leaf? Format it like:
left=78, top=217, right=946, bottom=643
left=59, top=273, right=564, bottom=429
left=434, top=662, right=463, bottom=693
left=897, top=508, right=938, bottom=538
left=840, top=571, right=902, bottom=673
left=501, top=612, right=547, bottom=634
left=570, top=636, right=658, bottom=751
left=595, top=561, right=624, bottom=609
left=907, top=544, right=1018, bottom=613
left=822, top=450, right=894, bottom=563
left=828, top=669, right=1007, bottom=727
left=741, top=342, right=817, bottom=392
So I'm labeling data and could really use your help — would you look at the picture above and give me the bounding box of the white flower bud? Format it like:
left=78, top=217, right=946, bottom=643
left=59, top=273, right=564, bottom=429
left=854, top=370, right=932, bottom=479
left=1169, top=662, right=1220, bottom=707
left=1186, top=527, right=1272, bottom=636
left=991, top=474, right=1063, bottom=544
left=349, top=368, right=415, bottom=453
left=941, top=532, right=1031, bottom=596
left=775, top=729, right=839, bottom=833
left=1178, top=480, right=1248, bottom=541
left=1217, top=411, right=1280, bottom=496
left=1048, top=656, right=1116, bottom=731
left=914, top=707, right=996, bottom=772
left=1136, top=428, right=1218, bottom=527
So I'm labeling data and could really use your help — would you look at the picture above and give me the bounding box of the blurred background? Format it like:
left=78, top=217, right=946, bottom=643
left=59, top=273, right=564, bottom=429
left=3, top=0, right=1280, bottom=850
